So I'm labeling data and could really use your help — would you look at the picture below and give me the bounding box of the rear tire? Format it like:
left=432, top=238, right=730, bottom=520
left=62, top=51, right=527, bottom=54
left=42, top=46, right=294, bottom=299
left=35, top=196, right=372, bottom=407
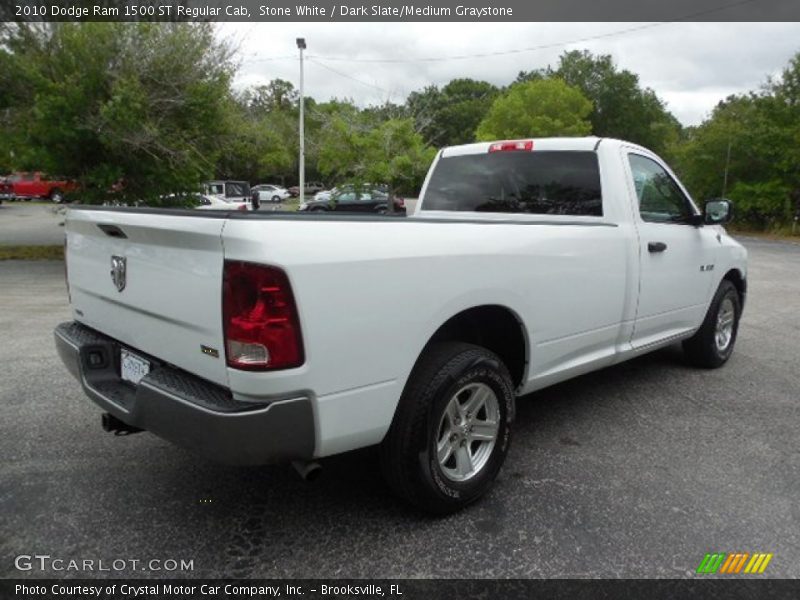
left=683, top=279, right=741, bottom=368
left=50, top=189, right=64, bottom=204
left=380, top=342, right=515, bottom=514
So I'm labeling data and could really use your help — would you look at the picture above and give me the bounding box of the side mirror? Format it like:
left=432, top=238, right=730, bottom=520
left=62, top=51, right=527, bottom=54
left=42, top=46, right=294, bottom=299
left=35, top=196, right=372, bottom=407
left=704, top=199, right=733, bottom=225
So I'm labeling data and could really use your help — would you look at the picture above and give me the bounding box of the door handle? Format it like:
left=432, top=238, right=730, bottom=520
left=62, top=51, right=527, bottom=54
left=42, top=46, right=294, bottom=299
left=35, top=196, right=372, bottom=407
left=648, top=241, right=667, bottom=253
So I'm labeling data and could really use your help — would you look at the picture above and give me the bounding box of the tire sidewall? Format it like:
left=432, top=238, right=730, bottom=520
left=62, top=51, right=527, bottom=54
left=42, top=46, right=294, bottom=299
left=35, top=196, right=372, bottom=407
left=711, top=283, right=741, bottom=363
left=419, top=358, right=514, bottom=508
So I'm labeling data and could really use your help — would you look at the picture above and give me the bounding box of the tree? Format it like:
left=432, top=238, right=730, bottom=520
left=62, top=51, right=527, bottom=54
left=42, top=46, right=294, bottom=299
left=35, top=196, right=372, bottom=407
left=406, top=79, right=499, bottom=146
left=0, top=23, right=236, bottom=203
left=361, top=118, right=437, bottom=202
left=241, top=79, right=299, bottom=116
left=674, top=52, right=800, bottom=229
left=554, top=50, right=680, bottom=156
left=476, top=79, right=592, bottom=141
left=406, top=84, right=445, bottom=145
left=215, top=96, right=294, bottom=184
left=316, top=111, right=435, bottom=199
left=515, top=50, right=681, bottom=156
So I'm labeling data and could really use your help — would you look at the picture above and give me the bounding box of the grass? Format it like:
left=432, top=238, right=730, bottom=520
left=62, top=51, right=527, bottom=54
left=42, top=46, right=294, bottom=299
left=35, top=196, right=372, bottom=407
left=0, top=245, right=64, bottom=260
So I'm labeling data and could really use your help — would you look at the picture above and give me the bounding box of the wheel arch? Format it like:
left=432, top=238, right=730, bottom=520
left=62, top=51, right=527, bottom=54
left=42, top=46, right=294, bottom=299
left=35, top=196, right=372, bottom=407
left=721, top=268, right=747, bottom=307
left=416, top=304, right=529, bottom=391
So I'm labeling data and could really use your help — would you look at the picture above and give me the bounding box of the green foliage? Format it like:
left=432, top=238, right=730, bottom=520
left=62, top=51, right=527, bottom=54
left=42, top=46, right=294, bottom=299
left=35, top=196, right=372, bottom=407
left=361, top=119, right=437, bottom=196
left=728, top=180, right=792, bottom=229
left=1, top=22, right=235, bottom=203
left=316, top=112, right=435, bottom=196
left=674, top=52, right=800, bottom=230
left=476, top=79, right=592, bottom=140
left=406, top=79, right=498, bottom=146
left=556, top=51, right=681, bottom=156
left=517, top=50, right=681, bottom=156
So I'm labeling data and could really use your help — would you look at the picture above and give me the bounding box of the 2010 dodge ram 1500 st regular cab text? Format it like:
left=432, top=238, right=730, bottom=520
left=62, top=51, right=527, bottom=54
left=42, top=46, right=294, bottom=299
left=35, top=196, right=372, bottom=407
left=55, top=138, right=747, bottom=513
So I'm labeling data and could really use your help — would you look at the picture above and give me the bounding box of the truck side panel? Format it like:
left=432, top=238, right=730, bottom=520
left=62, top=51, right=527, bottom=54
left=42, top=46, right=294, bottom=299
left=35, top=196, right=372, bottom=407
left=221, top=216, right=629, bottom=456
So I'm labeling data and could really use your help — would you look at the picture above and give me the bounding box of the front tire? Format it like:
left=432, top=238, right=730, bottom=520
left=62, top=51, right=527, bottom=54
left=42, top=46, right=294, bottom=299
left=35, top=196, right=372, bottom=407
left=683, top=279, right=741, bottom=368
left=380, top=342, right=515, bottom=514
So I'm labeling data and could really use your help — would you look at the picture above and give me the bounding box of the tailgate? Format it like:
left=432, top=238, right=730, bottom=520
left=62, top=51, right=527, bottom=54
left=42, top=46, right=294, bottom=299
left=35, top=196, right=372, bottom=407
left=66, top=209, right=229, bottom=386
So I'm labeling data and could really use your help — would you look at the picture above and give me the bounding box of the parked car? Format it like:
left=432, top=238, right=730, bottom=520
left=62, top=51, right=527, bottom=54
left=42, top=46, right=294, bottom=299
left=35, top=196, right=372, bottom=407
left=1, top=171, right=78, bottom=203
left=55, top=137, right=746, bottom=514
left=288, top=181, right=325, bottom=197
left=299, top=188, right=404, bottom=214
left=252, top=184, right=291, bottom=203
left=302, top=185, right=403, bottom=213
left=203, top=180, right=251, bottom=203
left=313, top=183, right=388, bottom=203
left=194, top=193, right=252, bottom=211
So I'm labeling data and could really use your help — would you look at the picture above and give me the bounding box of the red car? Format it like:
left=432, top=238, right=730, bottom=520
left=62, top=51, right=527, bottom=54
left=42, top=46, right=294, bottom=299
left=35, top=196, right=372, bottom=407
left=1, top=172, right=79, bottom=203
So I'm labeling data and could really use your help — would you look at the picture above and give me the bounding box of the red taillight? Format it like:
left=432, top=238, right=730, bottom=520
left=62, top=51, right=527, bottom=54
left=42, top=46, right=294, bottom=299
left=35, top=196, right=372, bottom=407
left=222, top=261, right=304, bottom=371
left=488, top=140, right=534, bottom=153
left=237, top=203, right=247, bottom=211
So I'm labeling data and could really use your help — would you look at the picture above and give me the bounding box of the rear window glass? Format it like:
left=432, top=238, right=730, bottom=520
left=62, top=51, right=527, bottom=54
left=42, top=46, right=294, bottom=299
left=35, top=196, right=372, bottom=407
left=423, top=150, right=603, bottom=216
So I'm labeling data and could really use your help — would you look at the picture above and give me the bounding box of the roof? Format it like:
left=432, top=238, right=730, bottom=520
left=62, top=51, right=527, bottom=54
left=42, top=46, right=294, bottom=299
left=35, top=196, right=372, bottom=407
left=441, top=137, right=606, bottom=157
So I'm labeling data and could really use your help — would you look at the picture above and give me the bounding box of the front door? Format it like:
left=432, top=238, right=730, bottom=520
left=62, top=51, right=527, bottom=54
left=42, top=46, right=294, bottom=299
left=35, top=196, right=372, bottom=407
left=626, top=151, right=719, bottom=348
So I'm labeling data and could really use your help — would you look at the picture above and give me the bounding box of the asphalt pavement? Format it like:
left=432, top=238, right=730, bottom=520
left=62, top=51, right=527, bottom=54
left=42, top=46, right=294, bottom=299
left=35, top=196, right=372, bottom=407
left=0, top=237, right=798, bottom=579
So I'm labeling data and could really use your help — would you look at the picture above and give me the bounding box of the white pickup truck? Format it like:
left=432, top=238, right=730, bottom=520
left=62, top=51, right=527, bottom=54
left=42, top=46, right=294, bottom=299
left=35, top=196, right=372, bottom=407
left=55, top=137, right=747, bottom=513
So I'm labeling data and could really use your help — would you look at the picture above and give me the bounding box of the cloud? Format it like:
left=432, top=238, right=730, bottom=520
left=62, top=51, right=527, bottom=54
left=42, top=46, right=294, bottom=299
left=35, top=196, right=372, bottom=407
left=218, top=22, right=800, bottom=126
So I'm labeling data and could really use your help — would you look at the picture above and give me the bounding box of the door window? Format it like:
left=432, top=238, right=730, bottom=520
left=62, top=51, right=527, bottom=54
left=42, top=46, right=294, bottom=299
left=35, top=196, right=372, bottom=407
left=628, top=154, right=694, bottom=224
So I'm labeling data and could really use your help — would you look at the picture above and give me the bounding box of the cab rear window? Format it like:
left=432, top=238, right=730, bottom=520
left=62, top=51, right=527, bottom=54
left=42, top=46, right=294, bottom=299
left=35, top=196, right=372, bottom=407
left=423, top=150, right=603, bottom=216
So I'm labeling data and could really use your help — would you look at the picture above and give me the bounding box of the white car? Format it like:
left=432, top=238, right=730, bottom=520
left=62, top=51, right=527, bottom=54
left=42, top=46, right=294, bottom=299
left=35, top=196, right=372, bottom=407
left=252, top=185, right=290, bottom=203
left=194, top=194, right=250, bottom=211
left=56, top=137, right=746, bottom=513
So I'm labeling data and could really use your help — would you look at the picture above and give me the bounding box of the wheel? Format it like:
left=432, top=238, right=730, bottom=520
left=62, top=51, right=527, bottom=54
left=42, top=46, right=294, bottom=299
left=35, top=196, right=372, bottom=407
left=380, top=342, right=515, bottom=514
left=271, top=195, right=280, bottom=203
left=50, top=189, right=64, bottom=204
left=683, top=279, right=741, bottom=368
left=310, top=207, right=326, bottom=213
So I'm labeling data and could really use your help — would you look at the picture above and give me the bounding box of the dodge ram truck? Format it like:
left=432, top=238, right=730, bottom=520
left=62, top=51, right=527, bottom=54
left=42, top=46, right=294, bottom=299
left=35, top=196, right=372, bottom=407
left=54, top=137, right=747, bottom=513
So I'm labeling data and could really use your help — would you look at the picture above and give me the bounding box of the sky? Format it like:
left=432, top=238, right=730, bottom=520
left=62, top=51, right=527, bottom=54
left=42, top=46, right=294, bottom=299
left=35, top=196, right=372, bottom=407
left=218, top=22, right=800, bottom=127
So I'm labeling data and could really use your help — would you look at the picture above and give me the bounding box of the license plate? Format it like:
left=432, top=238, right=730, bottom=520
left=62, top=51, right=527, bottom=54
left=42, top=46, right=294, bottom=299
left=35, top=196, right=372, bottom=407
left=120, top=348, right=150, bottom=385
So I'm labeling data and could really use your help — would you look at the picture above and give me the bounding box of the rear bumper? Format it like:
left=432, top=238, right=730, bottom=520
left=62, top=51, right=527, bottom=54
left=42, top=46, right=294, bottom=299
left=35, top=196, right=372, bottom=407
left=54, top=321, right=315, bottom=465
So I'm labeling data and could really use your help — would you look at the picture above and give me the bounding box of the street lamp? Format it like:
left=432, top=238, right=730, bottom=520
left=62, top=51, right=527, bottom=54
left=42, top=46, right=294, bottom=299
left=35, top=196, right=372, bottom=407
left=296, top=37, right=306, bottom=205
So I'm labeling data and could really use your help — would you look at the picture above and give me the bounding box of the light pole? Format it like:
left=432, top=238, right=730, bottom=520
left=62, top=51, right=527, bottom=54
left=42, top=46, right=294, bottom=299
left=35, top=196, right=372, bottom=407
left=296, top=37, right=306, bottom=206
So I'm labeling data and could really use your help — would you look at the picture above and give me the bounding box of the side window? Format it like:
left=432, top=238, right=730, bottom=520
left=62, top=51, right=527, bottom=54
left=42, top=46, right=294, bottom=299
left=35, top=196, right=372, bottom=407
left=628, top=154, right=693, bottom=223
left=226, top=182, right=246, bottom=197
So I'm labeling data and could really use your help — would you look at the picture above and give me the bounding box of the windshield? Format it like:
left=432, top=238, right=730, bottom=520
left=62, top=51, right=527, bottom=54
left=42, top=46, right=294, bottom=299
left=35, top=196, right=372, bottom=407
left=423, top=150, right=603, bottom=216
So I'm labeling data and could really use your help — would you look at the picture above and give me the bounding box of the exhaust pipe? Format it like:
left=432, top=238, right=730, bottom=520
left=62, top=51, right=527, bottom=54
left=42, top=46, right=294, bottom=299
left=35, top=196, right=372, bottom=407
left=101, top=413, right=142, bottom=436
left=292, top=460, right=322, bottom=482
